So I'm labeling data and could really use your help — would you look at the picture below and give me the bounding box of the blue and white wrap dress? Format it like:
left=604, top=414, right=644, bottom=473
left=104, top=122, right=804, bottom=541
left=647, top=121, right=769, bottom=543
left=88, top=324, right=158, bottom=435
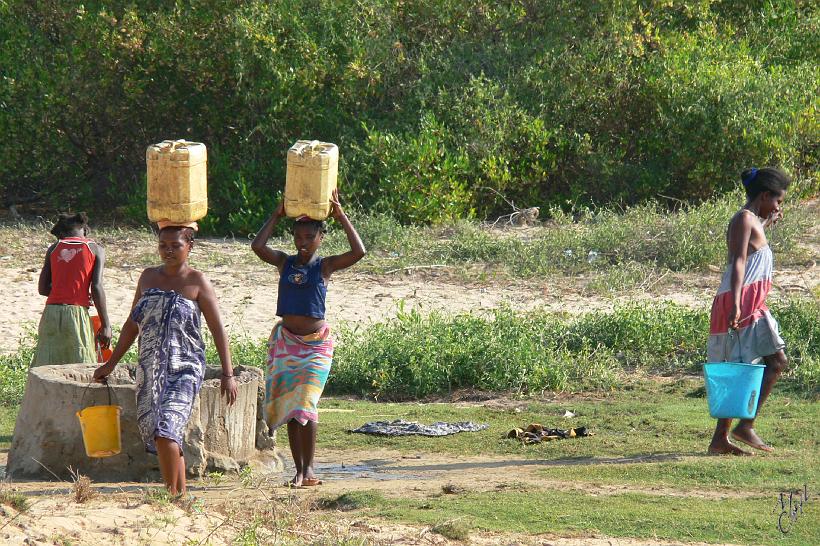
left=132, top=288, right=206, bottom=454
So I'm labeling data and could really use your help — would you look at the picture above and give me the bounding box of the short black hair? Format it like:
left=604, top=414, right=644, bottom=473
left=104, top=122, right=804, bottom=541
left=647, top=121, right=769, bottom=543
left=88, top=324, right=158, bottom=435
left=158, top=225, right=195, bottom=244
left=290, top=218, right=327, bottom=236
left=50, top=212, right=89, bottom=239
left=741, top=167, right=791, bottom=201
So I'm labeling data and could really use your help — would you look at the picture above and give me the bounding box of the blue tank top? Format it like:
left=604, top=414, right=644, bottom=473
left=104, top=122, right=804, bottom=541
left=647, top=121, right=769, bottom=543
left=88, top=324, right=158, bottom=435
left=276, top=255, right=326, bottom=319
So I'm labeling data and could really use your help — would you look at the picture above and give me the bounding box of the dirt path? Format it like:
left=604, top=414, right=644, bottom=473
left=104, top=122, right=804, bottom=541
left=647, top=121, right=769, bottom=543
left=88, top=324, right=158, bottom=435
left=0, top=491, right=739, bottom=546
left=0, top=448, right=747, bottom=545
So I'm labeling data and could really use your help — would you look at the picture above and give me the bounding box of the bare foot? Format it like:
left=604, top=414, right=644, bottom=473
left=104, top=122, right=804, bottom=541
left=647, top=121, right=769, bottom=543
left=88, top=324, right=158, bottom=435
left=286, top=473, right=303, bottom=488
left=708, top=439, right=753, bottom=456
left=731, top=427, right=774, bottom=452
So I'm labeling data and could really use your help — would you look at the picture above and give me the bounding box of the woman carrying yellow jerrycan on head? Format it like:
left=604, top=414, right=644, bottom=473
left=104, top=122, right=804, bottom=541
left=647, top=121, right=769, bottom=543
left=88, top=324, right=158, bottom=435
left=33, top=212, right=112, bottom=366
left=94, top=222, right=237, bottom=497
left=252, top=188, right=365, bottom=487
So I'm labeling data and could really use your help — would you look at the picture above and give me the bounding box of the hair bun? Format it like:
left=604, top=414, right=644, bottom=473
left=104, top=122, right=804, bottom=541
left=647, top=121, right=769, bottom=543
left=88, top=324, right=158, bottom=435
left=741, top=167, right=758, bottom=187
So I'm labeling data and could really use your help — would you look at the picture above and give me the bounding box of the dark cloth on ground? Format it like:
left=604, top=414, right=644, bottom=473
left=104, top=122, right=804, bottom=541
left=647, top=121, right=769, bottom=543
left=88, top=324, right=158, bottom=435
left=351, top=419, right=489, bottom=437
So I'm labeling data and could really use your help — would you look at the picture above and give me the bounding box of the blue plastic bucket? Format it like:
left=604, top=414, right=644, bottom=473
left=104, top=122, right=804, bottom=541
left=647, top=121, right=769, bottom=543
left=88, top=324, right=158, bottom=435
left=703, top=362, right=765, bottom=419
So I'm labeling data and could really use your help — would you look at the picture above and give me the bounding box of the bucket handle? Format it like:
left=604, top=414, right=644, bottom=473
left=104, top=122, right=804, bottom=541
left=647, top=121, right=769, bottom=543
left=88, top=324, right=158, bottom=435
left=80, top=378, right=118, bottom=410
left=722, top=310, right=759, bottom=363
left=722, top=329, right=741, bottom=363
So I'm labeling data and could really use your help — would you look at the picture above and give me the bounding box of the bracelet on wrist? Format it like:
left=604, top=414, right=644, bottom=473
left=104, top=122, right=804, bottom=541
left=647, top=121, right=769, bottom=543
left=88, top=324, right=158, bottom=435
left=221, top=373, right=234, bottom=378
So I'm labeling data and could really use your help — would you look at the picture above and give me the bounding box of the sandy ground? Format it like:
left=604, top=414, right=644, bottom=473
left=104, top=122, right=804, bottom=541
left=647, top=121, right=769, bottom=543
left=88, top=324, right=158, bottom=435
left=2, top=258, right=817, bottom=355
left=0, top=222, right=816, bottom=543
left=0, top=449, right=747, bottom=546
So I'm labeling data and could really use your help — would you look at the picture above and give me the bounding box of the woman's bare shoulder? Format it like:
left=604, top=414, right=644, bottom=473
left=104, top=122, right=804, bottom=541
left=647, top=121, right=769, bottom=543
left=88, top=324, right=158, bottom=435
left=185, top=267, right=207, bottom=281
left=139, top=266, right=160, bottom=279
left=729, top=209, right=757, bottom=230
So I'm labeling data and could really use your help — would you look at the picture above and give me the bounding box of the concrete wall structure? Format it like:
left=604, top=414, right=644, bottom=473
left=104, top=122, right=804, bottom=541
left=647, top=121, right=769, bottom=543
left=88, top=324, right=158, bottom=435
left=7, top=364, right=278, bottom=481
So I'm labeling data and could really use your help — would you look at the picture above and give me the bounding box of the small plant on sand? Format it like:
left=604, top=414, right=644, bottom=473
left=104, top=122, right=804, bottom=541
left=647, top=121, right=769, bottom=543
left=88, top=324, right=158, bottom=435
left=430, top=519, right=470, bottom=541
left=233, top=517, right=265, bottom=545
left=143, top=487, right=172, bottom=507
left=204, top=470, right=224, bottom=487
left=69, top=468, right=96, bottom=503
left=0, top=489, right=29, bottom=512
left=239, top=465, right=255, bottom=488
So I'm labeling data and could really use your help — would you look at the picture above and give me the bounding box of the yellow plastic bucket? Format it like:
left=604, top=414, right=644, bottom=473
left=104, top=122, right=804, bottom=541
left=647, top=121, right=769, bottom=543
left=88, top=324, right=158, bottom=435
left=76, top=405, right=122, bottom=458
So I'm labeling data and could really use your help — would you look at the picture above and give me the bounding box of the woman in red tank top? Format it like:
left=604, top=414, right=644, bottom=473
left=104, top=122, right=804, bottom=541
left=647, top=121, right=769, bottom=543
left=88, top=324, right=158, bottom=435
left=32, top=213, right=111, bottom=365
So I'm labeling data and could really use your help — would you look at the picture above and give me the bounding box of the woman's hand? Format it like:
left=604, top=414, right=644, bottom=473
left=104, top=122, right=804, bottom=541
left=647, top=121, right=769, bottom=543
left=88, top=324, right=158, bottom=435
left=764, top=210, right=783, bottom=228
left=96, top=326, right=113, bottom=348
left=330, top=188, right=345, bottom=220
left=728, top=304, right=742, bottom=330
left=93, top=361, right=116, bottom=383
left=221, top=375, right=238, bottom=406
left=274, top=201, right=286, bottom=219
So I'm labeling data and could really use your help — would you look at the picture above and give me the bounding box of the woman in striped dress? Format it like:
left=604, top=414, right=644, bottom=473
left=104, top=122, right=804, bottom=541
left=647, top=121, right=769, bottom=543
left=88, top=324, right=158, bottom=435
left=707, top=167, right=790, bottom=455
left=252, top=189, right=365, bottom=487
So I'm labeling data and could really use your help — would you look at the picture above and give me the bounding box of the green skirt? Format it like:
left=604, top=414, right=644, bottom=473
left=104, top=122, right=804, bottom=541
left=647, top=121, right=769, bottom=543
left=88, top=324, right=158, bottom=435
left=31, top=305, right=96, bottom=366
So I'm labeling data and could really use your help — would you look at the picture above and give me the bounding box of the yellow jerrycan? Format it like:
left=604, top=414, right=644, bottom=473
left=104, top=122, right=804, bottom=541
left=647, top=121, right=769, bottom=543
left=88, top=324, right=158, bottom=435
left=284, top=140, right=338, bottom=220
left=146, top=140, right=208, bottom=223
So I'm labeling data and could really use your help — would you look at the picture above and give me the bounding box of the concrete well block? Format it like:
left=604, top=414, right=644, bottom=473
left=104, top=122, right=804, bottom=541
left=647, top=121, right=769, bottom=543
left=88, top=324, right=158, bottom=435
left=7, top=363, right=277, bottom=481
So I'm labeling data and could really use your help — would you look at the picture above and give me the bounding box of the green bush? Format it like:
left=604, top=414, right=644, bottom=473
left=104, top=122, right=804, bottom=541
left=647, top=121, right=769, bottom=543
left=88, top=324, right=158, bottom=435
left=0, top=332, right=34, bottom=406
left=3, top=298, right=816, bottom=405
left=1, top=1, right=816, bottom=230
left=330, top=299, right=820, bottom=399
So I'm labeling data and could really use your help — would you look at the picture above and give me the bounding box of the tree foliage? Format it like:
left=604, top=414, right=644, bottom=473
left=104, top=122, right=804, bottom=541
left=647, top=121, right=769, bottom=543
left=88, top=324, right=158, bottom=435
left=1, top=0, right=817, bottom=231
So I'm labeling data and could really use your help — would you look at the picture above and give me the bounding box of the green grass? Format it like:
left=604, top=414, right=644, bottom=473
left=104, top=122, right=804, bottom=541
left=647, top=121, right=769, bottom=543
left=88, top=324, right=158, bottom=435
left=0, top=490, right=30, bottom=512
left=1, top=193, right=814, bottom=283
left=312, top=381, right=819, bottom=544
left=335, top=488, right=819, bottom=545
left=0, top=331, right=34, bottom=406
left=0, top=405, right=18, bottom=448
left=316, top=381, right=819, bottom=489
left=326, top=193, right=815, bottom=279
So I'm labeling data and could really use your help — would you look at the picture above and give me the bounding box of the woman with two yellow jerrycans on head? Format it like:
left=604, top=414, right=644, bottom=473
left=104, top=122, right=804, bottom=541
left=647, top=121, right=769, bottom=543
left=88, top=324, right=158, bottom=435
left=705, top=167, right=790, bottom=456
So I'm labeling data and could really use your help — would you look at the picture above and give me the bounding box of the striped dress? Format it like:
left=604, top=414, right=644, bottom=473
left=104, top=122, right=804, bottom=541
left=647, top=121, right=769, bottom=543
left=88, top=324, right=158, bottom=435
left=264, top=323, right=333, bottom=430
left=707, top=244, right=785, bottom=364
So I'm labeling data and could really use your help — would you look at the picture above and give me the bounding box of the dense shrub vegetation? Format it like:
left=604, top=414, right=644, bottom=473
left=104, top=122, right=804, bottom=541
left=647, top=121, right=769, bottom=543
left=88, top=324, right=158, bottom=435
left=329, top=299, right=820, bottom=399
left=3, top=299, right=815, bottom=406
left=1, top=1, right=817, bottom=231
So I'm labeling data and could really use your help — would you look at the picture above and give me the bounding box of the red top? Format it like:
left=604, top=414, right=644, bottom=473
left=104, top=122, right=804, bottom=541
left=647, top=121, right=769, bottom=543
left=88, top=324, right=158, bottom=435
left=46, top=237, right=96, bottom=307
